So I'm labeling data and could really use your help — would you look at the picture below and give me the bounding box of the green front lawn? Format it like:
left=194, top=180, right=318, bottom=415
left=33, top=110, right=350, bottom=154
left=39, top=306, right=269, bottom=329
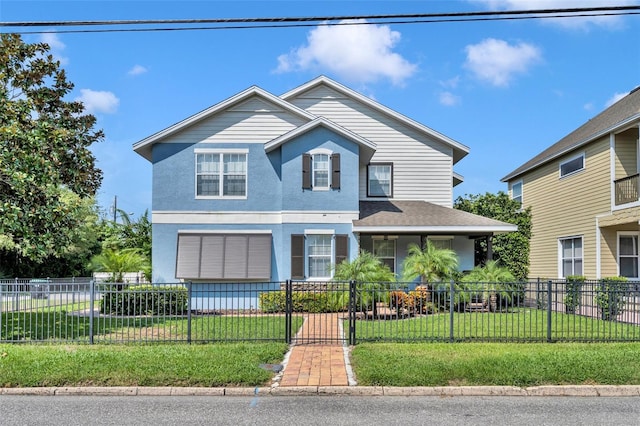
left=0, top=343, right=288, bottom=387
left=351, top=342, right=640, bottom=387
left=354, top=309, right=640, bottom=342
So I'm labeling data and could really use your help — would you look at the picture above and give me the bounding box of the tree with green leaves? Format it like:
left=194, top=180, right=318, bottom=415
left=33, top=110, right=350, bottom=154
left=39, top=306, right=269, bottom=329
left=454, top=191, right=532, bottom=280
left=101, top=209, right=152, bottom=261
left=0, top=34, right=103, bottom=273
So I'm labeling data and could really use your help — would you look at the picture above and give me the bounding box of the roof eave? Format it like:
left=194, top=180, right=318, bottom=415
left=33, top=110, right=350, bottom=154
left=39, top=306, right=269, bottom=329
left=352, top=225, right=518, bottom=234
left=502, top=112, right=640, bottom=182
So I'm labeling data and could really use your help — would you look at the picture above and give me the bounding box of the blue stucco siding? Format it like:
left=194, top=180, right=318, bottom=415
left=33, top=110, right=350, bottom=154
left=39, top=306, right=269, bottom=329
left=281, top=127, right=360, bottom=212
left=152, top=222, right=357, bottom=283
left=152, top=142, right=283, bottom=212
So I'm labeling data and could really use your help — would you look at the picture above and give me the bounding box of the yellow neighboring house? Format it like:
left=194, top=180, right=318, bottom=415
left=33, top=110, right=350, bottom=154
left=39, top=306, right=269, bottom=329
left=502, top=87, right=640, bottom=280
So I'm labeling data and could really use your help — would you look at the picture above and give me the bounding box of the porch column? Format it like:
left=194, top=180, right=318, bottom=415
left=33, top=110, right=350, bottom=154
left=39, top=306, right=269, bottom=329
left=486, top=235, right=493, bottom=261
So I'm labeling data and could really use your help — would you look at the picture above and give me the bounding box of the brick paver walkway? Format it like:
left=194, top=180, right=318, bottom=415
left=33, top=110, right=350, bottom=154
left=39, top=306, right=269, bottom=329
left=278, top=313, right=351, bottom=387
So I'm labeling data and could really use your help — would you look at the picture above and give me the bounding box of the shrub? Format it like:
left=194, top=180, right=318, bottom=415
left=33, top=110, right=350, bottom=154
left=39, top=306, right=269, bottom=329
left=258, top=291, right=338, bottom=313
left=564, top=275, right=585, bottom=314
left=100, top=285, right=188, bottom=315
left=596, top=277, right=629, bottom=321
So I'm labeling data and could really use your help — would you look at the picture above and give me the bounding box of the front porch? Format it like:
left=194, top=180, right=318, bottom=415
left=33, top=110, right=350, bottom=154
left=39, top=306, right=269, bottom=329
left=353, top=200, right=517, bottom=278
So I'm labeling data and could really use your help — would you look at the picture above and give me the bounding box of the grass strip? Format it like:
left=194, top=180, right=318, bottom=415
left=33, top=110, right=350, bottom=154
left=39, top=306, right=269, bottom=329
left=351, top=342, right=640, bottom=387
left=0, top=343, right=288, bottom=387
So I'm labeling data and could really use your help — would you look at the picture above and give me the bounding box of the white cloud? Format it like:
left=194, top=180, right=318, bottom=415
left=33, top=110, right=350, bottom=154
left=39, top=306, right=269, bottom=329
left=440, top=76, right=460, bottom=89
left=583, top=102, right=594, bottom=111
left=464, top=38, right=542, bottom=87
left=470, top=0, right=636, bottom=30
left=75, top=89, right=120, bottom=114
left=40, top=33, right=68, bottom=65
left=439, top=91, right=461, bottom=106
left=275, top=19, right=417, bottom=86
left=605, top=92, right=628, bottom=107
left=128, top=65, right=148, bottom=76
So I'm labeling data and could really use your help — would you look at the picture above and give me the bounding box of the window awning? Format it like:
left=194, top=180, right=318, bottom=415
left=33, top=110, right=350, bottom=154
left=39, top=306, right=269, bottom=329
left=176, top=232, right=272, bottom=280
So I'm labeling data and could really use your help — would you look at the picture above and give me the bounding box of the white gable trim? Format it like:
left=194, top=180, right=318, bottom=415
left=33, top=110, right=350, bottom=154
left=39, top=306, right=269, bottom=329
left=133, top=86, right=316, bottom=161
left=281, top=76, right=470, bottom=163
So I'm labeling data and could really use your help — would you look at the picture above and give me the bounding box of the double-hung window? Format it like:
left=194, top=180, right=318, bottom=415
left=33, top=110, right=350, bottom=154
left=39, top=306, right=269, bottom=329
left=302, top=150, right=340, bottom=190
left=368, top=163, right=392, bottom=197
left=559, top=236, right=583, bottom=277
left=312, top=154, right=330, bottom=189
left=308, top=234, right=332, bottom=278
left=196, top=151, right=247, bottom=198
left=511, top=181, right=523, bottom=206
left=373, top=239, right=396, bottom=272
left=619, top=233, right=639, bottom=278
left=290, top=233, right=348, bottom=280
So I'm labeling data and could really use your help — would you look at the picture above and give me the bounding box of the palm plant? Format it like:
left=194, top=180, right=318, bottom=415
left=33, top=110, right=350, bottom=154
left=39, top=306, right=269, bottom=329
left=332, top=251, right=396, bottom=314
left=89, top=248, right=149, bottom=288
left=460, top=260, right=516, bottom=311
left=401, top=241, right=459, bottom=304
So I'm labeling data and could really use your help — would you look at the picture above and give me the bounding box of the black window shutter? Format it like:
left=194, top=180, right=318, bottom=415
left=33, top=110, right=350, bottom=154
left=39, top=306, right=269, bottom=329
left=331, top=153, right=340, bottom=190
left=302, top=154, right=312, bottom=189
left=335, top=234, right=348, bottom=266
left=291, top=234, right=305, bottom=279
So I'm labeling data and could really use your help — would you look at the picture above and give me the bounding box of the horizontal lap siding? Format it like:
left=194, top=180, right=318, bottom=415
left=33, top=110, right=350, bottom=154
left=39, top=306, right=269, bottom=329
left=522, top=137, right=610, bottom=279
left=615, top=133, right=637, bottom=179
left=163, top=97, right=307, bottom=144
left=289, top=87, right=453, bottom=207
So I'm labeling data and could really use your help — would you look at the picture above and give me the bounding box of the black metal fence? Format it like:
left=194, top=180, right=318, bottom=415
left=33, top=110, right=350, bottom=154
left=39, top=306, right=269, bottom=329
left=2, top=278, right=640, bottom=344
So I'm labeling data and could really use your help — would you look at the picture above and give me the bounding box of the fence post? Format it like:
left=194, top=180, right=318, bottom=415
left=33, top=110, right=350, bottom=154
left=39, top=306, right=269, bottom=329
left=285, top=280, right=292, bottom=344
left=349, top=280, right=357, bottom=346
left=547, top=280, right=553, bottom=343
left=187, top=281, right=192, bottom=344
left=449, top=280, right=455, bottom=343
left=89, top=280, right=95, bottom=345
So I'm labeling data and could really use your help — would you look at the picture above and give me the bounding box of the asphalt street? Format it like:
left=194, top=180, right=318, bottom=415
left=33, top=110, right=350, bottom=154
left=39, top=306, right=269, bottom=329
left=1, top=395, right=640, bottom=425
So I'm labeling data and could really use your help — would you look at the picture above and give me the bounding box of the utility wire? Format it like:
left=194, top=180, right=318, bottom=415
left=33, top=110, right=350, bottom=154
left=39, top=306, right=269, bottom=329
left=1, top=6, right=639, bottom=34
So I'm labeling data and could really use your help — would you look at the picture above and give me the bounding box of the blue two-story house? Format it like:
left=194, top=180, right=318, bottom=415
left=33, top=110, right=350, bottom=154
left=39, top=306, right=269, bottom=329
left=133, top=76, right=515, bottom=285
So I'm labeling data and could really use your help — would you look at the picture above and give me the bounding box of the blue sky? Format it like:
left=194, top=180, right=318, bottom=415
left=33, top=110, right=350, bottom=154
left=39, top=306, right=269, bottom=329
left=2, top=0, right=639, bottom=219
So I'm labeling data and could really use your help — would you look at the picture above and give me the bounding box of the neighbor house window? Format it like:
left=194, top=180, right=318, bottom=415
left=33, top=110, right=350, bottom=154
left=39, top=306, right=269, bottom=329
left=429, top=236, right=453, bottom=251
left=373, top=239, right=396, bottom=272
left=559, top=154, right=584, bottom=178
left=511, top=181, right=523, bottom=206
left=368, top=163, right=393, bottom=197
left=618, top=233, right=639, bottom=278
left=560, top=237, right=583, bottom=277
left=196, top=151, right=247, bottom=197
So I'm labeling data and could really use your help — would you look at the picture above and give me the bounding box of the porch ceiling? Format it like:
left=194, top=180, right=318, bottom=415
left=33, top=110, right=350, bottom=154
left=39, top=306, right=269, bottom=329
left=353, top=200, right=517, bottom=235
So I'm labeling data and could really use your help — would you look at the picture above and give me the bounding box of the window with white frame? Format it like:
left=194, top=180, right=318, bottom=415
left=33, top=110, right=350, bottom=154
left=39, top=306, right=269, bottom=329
left=511, top=181, right=523, bottom=205
left=429, top=236, right=453, bottom=251
left=368, top=163, right=393, bottom=197
left=559, top=154, right=584, bottom=178
left=307, top=234, right=333, bottom=278
left=196, top=151, right=247, bottom=198
left=560, top=237, right=583, bottom=277
left=312, top=153, right=330, bottom=189
left=618, top=233, right=639, bottom=278
left=373, top=239, right=396, bottom=272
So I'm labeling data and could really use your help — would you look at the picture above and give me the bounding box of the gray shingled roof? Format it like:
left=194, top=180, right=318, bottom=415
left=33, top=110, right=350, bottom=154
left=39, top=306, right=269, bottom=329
left=502, top=87, right=640, bottom=182
left=353, top=201, right=517, bottom=234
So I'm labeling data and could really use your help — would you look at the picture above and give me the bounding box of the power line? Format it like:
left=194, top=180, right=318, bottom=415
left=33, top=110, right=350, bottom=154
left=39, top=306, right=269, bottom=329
left=1, top=6, right=639, bottom=35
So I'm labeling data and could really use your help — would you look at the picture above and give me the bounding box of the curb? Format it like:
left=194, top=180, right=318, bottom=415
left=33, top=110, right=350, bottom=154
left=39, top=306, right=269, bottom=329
left=2, top=385, right=640, bottom=397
